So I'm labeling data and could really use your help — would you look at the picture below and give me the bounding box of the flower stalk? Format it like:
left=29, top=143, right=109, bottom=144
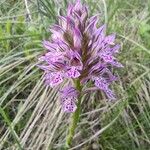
left=65, top=79, right=82, bottom=148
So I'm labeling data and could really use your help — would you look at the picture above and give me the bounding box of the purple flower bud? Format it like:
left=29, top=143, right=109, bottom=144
left=37, top=0, right=123, bottom=112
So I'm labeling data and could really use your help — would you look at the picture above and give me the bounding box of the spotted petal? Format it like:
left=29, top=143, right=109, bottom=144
left=93, top=77, right=109, bottom=90
left=60, top=86, right=78, bottom=112
left=66, top=67, right=81, bottom=78
left=45, top=72, right=63, bottom=87
left=100, top=53, right=123, bottom=68
left=61, top=97, right=77, bottom=113
left=93, top=77, right=116, bottom=100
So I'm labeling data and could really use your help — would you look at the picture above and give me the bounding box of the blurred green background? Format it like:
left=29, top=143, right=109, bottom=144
left=0, top=0, right=150, bottom=149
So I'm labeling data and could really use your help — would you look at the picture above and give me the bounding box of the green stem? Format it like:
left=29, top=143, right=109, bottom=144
left=65, top=79, right=82, bottom=148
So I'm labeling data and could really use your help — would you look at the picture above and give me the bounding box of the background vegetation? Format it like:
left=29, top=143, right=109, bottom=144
left=0, top=0, right=150, bottom=149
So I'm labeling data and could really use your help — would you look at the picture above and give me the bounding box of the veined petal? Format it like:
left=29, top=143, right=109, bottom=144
left=50, top=25, right=65, bottom=33
left=66, top=17, right=75, bottom=31
left=105, top=89, right=116, bottom=100
left=43, top=41, right=56, bottom=52
left=85, top=16, right=98, bottom=36
left=104, top=34, right=116, bottom=45
left=73, top=11, right=82, bottom=25
left=101, top=45, right=120, bottom=56
left=37, top=65, right=50, bottom=71
left=67, top=4, right=73, bottom=16
left=93, top=76, right=116, bottom=100
left=53, top=39, right=70, bottom=52
left=94, top=24, right=106, bottom=42
left=59, top=16, right=68, bottom=30
left=39, top=52, right=65, bottom=66
left=74, top=27, right=82, bottom=49
left=51, top=61, right=66, bottom=71
left=109, top=60, right=124, bottom=68
left=67, top=50, right=83, bottom=70
left=80, top=6, right=88, bottom=23
left=102, top=68, right=118, bottom=83
left=60, top=85, right=78, bottom=97
left=73, top=0, right=83, bottom=15
left=50, top=25, right=65, bottom=40
left=89, top=63, right=106, bottom=76
left=45, top=52, right=64, bottom=61
left=111, top=44, right=120, bottom=54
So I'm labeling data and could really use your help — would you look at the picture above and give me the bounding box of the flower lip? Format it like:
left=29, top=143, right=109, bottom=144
left=60, top=85, right=79, bottom=112
left=44, top=72, right=64, bottom=87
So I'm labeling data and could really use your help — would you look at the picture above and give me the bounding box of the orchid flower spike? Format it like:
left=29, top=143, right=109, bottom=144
left=37, top=0, right=123, bottom=113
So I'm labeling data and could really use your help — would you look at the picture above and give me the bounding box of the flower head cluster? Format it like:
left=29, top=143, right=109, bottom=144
left=38, top=0, right=123, bottom=112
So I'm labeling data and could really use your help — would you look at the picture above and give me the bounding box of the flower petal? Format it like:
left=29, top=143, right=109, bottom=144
left=94, top=24, right=106, bottom=42
left=60, top=85, right=78, bottom=97
left=73, top=0, right=83, bottom=15
left=93, top=77, right=116, bottom=100
left=110, top=60, right=124, bottom=68
left=60, top=86, right=78, bottom=112
left=105, top=89, right=116, bottom=100
left=68, top=51, right=83, bottom=70
left=104, top=34, right=116, bottom=45
left=43, top=41, right=56, bottom=52
left=85, top=16, right=98, bottom=36
left=111, top=44, right=120, bottom=54
left=100, top=53, right=123, bottom=68
left=61, top=97, right=77, bottom=113
left=50, top=25, right=65, bottom=40
left=37, top=65, right=50, bottom=71
left=74, top=27, right=82, bottom=49
left=101, top=54, right=114, bottom=62
left=93, top=76, right=109, bottom=90
left=45, top=72, right=63, bottom=87
left=66, top=67, right=81, bottom=78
